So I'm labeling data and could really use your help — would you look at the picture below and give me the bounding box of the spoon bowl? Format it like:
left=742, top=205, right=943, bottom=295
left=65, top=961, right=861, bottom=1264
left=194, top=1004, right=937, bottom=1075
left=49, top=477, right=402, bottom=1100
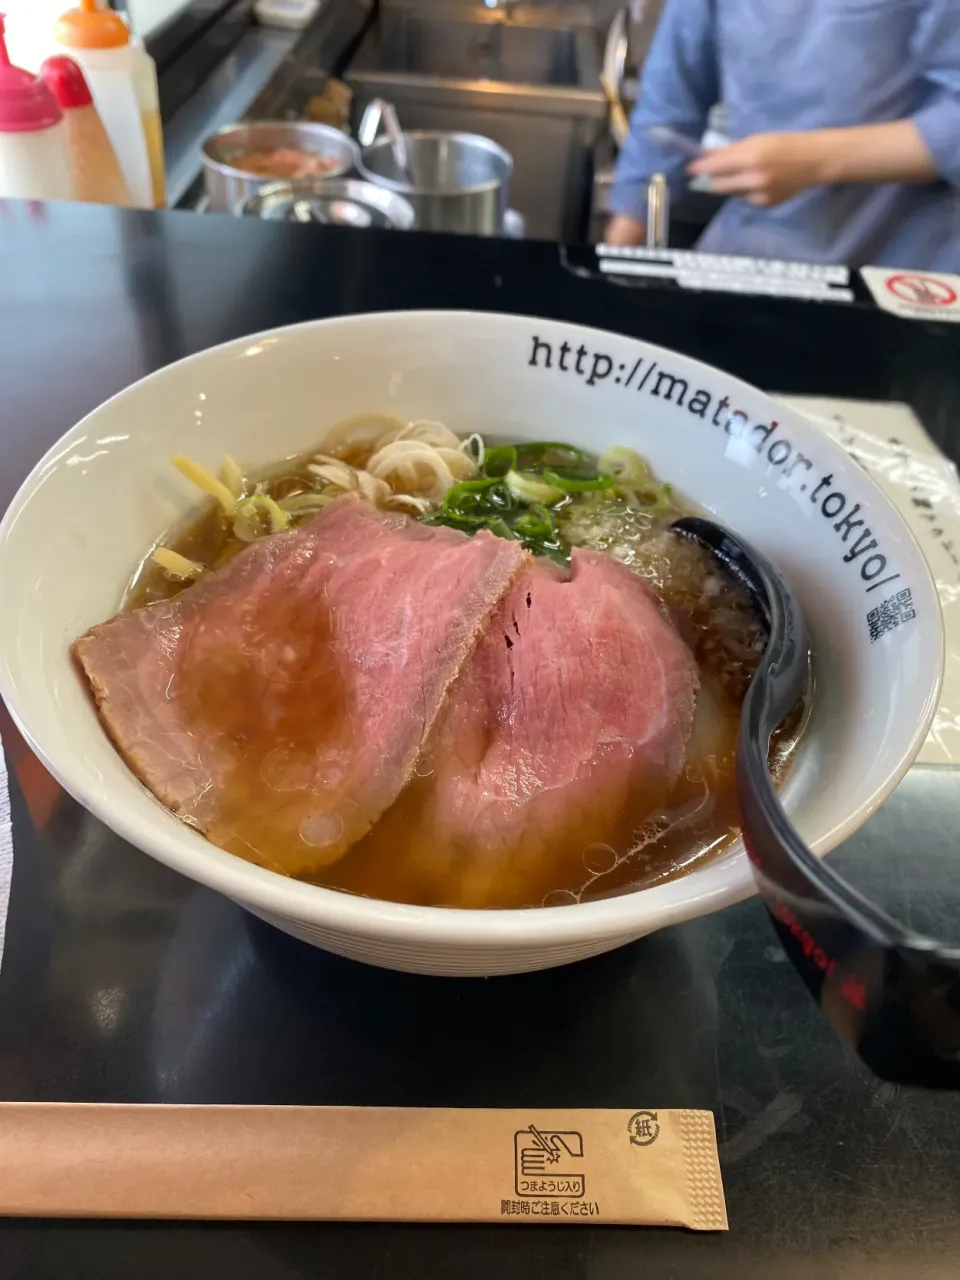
left=673, top=515, right=960, bottom=1088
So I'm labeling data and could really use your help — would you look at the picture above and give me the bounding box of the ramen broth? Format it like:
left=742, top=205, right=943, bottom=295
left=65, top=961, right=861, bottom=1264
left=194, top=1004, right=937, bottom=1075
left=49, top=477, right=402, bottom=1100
left=126, top=462, right=323, bottom=609
left=122, top=434, right=807, bottom=909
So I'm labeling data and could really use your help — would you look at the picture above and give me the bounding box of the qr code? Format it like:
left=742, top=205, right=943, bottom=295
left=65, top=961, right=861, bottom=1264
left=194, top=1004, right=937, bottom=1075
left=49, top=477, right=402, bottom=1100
left=867, top=588, right=916, bottom=643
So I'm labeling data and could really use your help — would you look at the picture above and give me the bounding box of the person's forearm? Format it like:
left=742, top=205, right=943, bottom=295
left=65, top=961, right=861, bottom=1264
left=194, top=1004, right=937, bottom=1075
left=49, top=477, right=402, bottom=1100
left=815, top=120, right=940, bottom=186
left=689, top=118, right=944, bottom=208
left=605, top=214, right=646, bottom=246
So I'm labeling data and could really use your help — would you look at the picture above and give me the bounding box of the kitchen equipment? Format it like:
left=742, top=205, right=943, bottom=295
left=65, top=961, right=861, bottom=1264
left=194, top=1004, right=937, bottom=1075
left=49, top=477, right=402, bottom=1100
left=345, top=9, right=603, bottom=241
left=238, top=177, right=414, bottom=228
left=359, top=121, right=512, bottom=236
left=54, top=0, right=152, bottom=208
left=645, top=172, right=669, bottom=247
left=201, top=121, right=359, bottom=215
left=40, top=55, right=130, bottom=206
left=0, top=310, right=942, bottom=976
left=0, top=15, right=74, bottom=202
left=254, top=0, right=322, bottom=30
left=357, top=96, right=412, bottom=185
left=600, top=3, right=630, bottom=148
left=503, top=208, right=525, bottom=238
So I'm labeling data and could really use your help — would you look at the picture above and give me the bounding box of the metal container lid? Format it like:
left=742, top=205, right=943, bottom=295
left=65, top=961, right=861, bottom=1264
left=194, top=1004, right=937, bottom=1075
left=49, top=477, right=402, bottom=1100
left=238, top=178, right=415, bottom=229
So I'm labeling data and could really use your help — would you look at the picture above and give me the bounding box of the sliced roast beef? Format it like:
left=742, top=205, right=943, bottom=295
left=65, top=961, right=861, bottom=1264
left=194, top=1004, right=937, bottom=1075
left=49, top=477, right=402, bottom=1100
left=74, top=498, right=526, bottom=876
left=331, top=550, right=700, bottom=907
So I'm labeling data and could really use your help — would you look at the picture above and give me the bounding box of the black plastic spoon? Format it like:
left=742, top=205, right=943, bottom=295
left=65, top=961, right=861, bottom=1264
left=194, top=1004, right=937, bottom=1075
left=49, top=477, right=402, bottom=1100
left=671, top=516, right=960, bottom=1089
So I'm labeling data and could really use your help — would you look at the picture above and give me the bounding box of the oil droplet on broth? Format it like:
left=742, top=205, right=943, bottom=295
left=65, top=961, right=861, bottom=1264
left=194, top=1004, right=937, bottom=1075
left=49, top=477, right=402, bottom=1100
left=314, top=753, right=348, bottom=787
left=261, top=746, right=316, bottom=792
left=299, top=811, right=344, bottom=848
left=582, top=842, right=618, bottom=875
left=542, top=889, right=579, bottom=908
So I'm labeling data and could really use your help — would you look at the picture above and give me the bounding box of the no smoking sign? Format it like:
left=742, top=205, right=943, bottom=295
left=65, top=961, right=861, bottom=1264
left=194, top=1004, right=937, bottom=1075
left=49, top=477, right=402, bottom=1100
left=886, top=273, right=957, bottom=306
left=862, top=266, right=960, bottom=321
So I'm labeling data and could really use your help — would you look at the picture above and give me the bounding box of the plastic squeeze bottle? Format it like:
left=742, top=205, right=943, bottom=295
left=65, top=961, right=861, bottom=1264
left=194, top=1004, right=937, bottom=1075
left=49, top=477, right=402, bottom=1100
left=54, top=0, right=151, bottom=207
left=0, top=13, right=74, bottom=201
left=41, top=54, right=130, bottom=205
left=130, top=37, right=164, bottom=207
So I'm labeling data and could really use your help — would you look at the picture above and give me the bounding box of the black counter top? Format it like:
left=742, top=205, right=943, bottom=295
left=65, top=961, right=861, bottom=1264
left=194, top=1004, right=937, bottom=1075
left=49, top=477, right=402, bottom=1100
left=5, top=203, right=960, bottom=519
left=2, top=201, right=959, bottom=1279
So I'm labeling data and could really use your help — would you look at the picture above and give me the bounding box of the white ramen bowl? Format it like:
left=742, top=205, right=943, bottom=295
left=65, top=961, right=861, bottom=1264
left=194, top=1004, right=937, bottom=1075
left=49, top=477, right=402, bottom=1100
left=0, top=312, right=944, bottom=975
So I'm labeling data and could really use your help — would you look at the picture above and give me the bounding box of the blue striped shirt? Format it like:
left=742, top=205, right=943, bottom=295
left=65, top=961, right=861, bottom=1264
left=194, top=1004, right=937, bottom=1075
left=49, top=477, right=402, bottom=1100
left=610, top=0, right=960, bottom=269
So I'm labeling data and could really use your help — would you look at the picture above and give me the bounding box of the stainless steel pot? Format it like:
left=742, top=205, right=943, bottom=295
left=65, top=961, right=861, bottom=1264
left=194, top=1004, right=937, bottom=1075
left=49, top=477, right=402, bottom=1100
left=201, top=121, right=361, bottom=214
left=238, top=179, right=415, bottom=229
left=358, top=123, right=513, bottom=236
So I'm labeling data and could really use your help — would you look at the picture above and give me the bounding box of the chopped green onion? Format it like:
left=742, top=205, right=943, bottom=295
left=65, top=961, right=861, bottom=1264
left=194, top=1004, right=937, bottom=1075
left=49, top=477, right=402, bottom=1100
left=487, top=517, right=517, bottom=540
left=259, top=494, right=289, bottom=533
left=427, top=509, right=486, bottom=531
left=483, top=482, right=516, bottom=511
left=515, top=442, right=585, bottom=472
left=505, top=469, right=565, bottom=506
left=612, top=482, right=677, bottom=516
left=598, top=446, right=653, bottom=488
left=510, top=503, right=556, bottom=542
left=443, top=478, right=502, bottom=522
left=448, top=478, right=499, bottom=495
left=233, top=493, right=290, bottom=542
left=543, top=468, right=613, bottom=493
left=637, top=485, right=675, bottom=509
left=439, top=509, right=489, bottom=528
left=482, top=445, right=517, bottom=478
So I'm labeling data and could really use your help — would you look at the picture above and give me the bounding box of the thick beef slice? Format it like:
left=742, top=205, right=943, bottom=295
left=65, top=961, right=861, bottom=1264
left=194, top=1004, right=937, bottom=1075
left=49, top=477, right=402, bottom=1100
left=332, top=549, right=699, bottom=907
left=73, top=498, right=526, bottom=876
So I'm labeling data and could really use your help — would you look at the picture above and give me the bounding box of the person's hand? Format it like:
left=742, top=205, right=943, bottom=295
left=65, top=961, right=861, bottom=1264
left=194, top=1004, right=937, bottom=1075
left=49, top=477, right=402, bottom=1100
left=688, top=132, right=830, bottom=206
left=604, top=214, right=646, bottom=246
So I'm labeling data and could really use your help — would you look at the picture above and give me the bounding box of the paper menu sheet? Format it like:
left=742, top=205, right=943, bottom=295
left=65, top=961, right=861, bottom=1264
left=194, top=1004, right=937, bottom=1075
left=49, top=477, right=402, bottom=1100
left=779, top=397, right=960, bottom=766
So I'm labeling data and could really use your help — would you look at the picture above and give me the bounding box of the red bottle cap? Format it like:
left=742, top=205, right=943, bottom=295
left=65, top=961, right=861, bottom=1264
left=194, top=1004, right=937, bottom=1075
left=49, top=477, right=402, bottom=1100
left=0, top=14, right=63, bottom=133
left=40, top=55, right=93, bottom=110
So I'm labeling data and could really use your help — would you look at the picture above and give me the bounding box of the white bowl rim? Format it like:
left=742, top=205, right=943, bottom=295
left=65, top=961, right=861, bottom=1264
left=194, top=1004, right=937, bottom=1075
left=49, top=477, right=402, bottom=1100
left=0, top=308, right=945, bottom=950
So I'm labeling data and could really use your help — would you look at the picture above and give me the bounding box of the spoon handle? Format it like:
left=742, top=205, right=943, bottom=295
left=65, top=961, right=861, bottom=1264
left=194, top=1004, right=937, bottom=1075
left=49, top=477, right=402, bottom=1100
left=672, top=515, right=960, bottom=1088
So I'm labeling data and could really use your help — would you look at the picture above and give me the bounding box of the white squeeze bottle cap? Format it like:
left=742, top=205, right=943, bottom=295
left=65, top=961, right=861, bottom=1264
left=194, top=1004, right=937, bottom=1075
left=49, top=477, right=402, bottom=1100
left=55, top=0, right=151, bottom=207
left=0, top=13, right=74, bottom=200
